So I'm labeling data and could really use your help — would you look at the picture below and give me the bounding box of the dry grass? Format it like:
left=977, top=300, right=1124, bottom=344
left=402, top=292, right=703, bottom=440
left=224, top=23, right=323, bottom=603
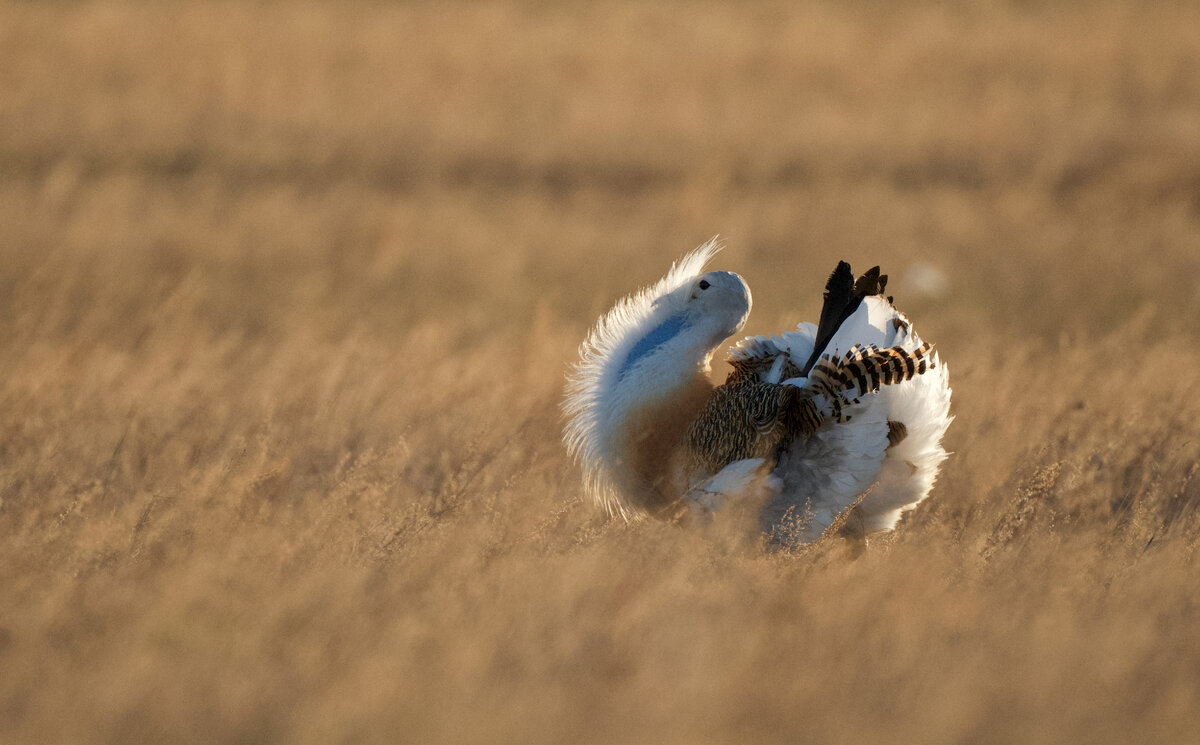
left=3, top=1, right=1200, bottom=742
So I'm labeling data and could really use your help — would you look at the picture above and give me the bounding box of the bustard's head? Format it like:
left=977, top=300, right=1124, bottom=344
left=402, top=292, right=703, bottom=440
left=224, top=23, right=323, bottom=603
left=617, top=270, right=751, bottom=383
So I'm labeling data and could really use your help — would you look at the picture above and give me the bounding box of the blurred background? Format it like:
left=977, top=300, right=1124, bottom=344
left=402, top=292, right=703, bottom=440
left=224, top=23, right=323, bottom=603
left=6, top=1, right=1199, bottom=346
left=3, top=2, right=1200, bottom=743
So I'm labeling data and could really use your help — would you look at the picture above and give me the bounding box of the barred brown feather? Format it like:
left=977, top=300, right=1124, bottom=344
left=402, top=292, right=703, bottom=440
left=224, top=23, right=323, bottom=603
left=808, top=342, right=934, bottom=422
left=725, top=354, right=801, bottom=386
left=685, top=379, right=797, bottom=474
left=685, top=342, right=934, bottom=475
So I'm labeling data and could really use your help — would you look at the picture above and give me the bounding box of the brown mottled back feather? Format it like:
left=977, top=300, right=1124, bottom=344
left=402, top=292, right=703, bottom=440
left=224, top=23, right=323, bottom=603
left=724, top=354, right=802, bottom=386
left=686, top=342, right=935, bottom=476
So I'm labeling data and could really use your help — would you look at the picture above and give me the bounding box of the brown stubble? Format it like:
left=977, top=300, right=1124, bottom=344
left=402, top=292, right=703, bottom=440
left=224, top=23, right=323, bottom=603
left=2, top=1, right=1200, bottom=743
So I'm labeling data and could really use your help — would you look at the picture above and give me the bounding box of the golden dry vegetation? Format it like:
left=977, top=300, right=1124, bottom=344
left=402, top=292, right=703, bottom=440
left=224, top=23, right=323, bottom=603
left=3, top=1, right=1200, bottom=742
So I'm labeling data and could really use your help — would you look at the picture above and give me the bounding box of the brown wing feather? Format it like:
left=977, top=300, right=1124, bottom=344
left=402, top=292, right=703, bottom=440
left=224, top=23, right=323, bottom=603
left=686, top=343, right=935, bottom=476
left=685, top=380, right=799, bottom=474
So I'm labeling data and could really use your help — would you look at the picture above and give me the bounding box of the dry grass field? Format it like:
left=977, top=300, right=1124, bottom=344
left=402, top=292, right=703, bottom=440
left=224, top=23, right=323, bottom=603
left=3, top=1, right=1200, bottom=742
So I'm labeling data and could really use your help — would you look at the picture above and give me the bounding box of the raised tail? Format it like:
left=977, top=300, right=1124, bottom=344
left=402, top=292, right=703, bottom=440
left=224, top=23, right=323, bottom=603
left=799, top=262, right=891, bottom=376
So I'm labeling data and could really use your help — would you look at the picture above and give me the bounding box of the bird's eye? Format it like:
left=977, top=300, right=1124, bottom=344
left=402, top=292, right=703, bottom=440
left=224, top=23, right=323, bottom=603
left=698, top=280, right=711, bottom=290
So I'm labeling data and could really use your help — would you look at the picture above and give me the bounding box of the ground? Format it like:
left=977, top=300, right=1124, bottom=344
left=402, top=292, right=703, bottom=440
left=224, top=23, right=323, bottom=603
left=2, top=1, right=1200, bottom=743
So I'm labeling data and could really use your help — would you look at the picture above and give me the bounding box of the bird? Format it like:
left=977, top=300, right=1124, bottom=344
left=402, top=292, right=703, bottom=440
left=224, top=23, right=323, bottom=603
left=562, top=239, right=952, bottom=546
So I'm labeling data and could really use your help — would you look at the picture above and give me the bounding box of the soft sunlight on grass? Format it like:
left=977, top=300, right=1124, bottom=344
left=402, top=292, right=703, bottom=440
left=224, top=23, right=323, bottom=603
left=2, top=1, right=1200, bottom=742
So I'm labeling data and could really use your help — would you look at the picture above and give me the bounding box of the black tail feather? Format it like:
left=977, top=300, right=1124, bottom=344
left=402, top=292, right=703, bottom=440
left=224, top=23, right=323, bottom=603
left=800, top=262, right=890, bottom=376
left=853, top=266, right=882, bottom=297
left=815, top=262, right=854, bottom=347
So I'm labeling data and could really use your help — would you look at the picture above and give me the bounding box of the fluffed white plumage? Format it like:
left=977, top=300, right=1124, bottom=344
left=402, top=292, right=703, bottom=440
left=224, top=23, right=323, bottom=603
left=562, top=238, right=733, bottom=520
left=563, top=241, right=952, bottom=544
left=743, top=296, right=952, bottom=543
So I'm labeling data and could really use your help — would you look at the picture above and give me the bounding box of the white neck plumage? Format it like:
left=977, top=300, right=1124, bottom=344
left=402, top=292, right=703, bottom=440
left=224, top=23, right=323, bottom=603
left=562, top=241, right=727, bottom=519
